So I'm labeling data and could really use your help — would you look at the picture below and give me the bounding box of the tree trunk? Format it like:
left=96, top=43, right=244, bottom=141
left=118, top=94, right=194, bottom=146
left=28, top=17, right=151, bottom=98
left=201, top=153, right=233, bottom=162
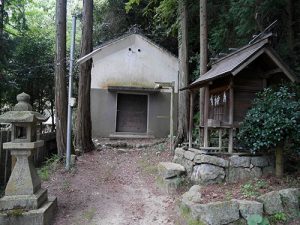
left=287, top=0, right=294, bottom=52
left=275, top=145, right=284, bottom=177
left=75, top=0, right=94, bottom=152
left=199, top=0, right=208, bottom=141
left=176, top=0, right=189, bottom=146
left=55, top=0, right=67, bottom=158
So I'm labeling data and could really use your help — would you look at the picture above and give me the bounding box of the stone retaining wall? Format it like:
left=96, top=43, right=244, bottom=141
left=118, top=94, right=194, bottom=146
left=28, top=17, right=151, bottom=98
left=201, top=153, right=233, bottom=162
left=173, top=147, right=275, bottom=184
left=181, top=187, right=300, bottom=225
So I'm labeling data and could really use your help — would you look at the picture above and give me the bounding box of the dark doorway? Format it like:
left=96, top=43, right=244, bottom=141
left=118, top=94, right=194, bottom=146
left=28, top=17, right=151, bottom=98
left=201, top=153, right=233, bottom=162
left=116, top=94, right=148, bottom=133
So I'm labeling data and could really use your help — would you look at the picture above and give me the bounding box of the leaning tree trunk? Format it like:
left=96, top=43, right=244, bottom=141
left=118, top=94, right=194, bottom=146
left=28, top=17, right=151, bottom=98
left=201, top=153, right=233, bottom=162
left=199, top=0, right=208, bottom=140
left=275, top=145, right=284, bottom=177
left=54, top=0, right=67, bottom=158
left=176, top=0, right=189, bottom=147
left=75, top=0, right=94, bottom=152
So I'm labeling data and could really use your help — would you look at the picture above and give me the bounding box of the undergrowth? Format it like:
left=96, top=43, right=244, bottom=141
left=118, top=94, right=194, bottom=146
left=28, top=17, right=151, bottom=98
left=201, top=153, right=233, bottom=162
left=37, top=154, right=60, bottom=181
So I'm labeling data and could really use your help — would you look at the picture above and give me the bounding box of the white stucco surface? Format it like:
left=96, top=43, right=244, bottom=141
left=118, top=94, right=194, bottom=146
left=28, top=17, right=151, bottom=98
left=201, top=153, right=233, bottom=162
left=90, top=34, right=179, bottom=92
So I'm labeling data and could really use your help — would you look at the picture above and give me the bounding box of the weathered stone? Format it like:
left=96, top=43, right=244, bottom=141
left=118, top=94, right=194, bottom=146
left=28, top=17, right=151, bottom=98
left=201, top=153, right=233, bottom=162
left=227, top=167, right=262, bottom=183
left=257, top=191, right=284, bottom=215
left=184, top=151, right=196, bottom=160
left=279, top=188, right=300, bottom=218
left=191, top=164, right=225, bottom=184
left=0, top=196, right=57, bottom=225
left=229, top=156, right=250, bottom=167
left=175, top=147, right=185, bottom=157
left=158, top=162, right=186, bottom=179
left=227, top=168, right=251, bottom=183
left=262, top=166, right=275, bottom=176
left=190, top=200, right=240, bottom=225
left=181, top=185, right=202, bottom=207
left=194, top=154, right=229, bottom=168
left=234, top=199, right=263, bottom=220
left=158, top=177, right=184, bottom=194
left=177, top=158, right=194, bottom=176
left=251, top=167, right=262, bottom=177
left=251, top=156, right=269, bottom=167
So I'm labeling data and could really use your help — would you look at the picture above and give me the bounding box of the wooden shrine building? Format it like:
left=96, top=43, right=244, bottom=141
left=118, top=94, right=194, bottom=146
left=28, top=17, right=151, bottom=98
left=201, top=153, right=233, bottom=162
left=185, top=34, right=298, bottom=153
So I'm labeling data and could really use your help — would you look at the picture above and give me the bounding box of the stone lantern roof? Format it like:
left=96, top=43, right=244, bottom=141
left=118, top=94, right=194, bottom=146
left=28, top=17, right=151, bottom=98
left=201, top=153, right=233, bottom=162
left=0, top=92, right=48, bottom=123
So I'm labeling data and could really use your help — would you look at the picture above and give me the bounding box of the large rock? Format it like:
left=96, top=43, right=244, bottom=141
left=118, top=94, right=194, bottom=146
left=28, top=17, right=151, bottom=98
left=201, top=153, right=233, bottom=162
left=158, top=176, right=184, bottom=194
left=158, top=162, right=186, bottom=179
left=279, top=188, right=300, bottom=218
left=234, top=200, right=263, bottom=220
left=229, top=156, right=250, bottom=168
left=194, top=154, right=229, bottom=168
left=184, top=151, right=196, bottom=160
left=182, top=185, right=202, bottom=207
left=191, top=200, right=240, bottom=225
left=251, top=157, right=269, bottom=167
left=257, top=191, right=284, bottom=215
left=191, top=164, right=225, bottom=184
left=227, top=167, right=262, bottom=183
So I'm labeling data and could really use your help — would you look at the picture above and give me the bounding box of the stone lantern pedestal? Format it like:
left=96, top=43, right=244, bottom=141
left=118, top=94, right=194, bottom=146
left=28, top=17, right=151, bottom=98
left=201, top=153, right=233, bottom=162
left=0, top=93, right=57, bottom=225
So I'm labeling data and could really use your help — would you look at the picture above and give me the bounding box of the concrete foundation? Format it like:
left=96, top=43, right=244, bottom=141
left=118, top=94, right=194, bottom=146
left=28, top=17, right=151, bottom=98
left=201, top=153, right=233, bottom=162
left=0, top=196, right=57, bottom=225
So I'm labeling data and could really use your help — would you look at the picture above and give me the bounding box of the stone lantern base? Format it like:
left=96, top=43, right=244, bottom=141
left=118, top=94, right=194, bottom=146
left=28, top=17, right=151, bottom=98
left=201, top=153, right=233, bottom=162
left=0, top=197, right=57, bottom=225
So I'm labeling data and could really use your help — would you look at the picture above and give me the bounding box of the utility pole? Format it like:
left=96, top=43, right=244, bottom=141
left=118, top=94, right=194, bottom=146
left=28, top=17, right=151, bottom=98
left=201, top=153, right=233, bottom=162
left=66, top=14, right=76, bottom=170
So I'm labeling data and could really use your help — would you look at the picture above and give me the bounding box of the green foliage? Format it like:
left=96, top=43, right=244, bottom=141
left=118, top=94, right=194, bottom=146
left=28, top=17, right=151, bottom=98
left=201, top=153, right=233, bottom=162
left=241, top=182, right=258, bottom=198
left=271, top=212, right=287, bottom=222
left=241, top=179, right=268, bottom=197
left=247, top=214, right=270, bottom=225
left=37, top=154, right=60, bottom=181
left=238, top=86, right=300, bottom=153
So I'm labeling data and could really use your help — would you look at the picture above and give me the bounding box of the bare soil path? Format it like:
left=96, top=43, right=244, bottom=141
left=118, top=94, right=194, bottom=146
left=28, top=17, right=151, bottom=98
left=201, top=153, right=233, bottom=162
left=44, top=138, right=180, bottom=225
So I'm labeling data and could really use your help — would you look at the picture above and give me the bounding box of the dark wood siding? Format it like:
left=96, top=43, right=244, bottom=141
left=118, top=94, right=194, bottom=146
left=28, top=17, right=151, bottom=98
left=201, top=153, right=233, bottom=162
left=116, top=94, right=148, bottom=133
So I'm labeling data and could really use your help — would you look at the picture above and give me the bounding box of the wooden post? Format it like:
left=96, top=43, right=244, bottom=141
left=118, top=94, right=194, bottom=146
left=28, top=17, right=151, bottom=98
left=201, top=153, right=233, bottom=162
left=228, top=81, right=234, bottom=153
left=275, top=145, right=283, bottom=177
left=170, top=84, right=174, bottom=151
left=188, top=91, right=194, bottom=148
left=218, top=129, right=222, bottom=149
left=203, top=86, right=209, bottom=147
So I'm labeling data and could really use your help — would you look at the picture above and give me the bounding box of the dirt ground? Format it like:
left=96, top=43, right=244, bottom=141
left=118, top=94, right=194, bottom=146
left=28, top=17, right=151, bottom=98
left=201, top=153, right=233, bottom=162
left=43, top=138, right=181, bottom=225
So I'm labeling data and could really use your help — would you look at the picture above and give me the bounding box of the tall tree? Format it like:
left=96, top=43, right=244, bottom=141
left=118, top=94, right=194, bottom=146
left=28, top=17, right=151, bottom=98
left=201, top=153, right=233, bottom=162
left=55, top=0, right=67, bottom=157
left=176, top=0, right=189, bottom=145
left=75, top=0, right=94, bottom=152
left=199, top=0, right=207, bottom=131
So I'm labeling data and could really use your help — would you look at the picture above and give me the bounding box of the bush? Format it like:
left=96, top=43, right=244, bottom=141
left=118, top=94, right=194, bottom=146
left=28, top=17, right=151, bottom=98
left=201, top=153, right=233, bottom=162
left=238, top=85, right=300, bottom=153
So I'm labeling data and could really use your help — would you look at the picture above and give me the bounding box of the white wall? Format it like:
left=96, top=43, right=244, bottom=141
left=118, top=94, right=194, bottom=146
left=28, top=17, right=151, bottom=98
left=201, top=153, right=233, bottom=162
left=91, top=34, right=179, bottom=92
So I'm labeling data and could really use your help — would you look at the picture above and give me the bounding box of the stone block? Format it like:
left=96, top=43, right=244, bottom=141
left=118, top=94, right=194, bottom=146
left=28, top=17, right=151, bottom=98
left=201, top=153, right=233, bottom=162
left=229, top=156, right=250, bottom=167
left=0, top=197, right=57, bottom=225
left=257, top=191, right=284, bottom=215
left=158, top=177, right=184, bottom=194
left=194, top=154, right=229, bottom=168
left=191, top=164, right=225, bottom=185
left=227, top=167, right=262, bottom=183
left=178, top=158, right=194, bottom=176
left=191, top=200, right=240, bottom=225
left=0, top=189, right=48, bottom=210
left=234, top=199, right=263, bottom=220
left=279, top=188, right=300, bottom=218
left=251, top=156, right=269, bottom=167
left=158, top=162, right=185, bottom=179
left=175, top=147, right=185, bottom=157
left=262, top=166, right=275, bottom=176
left=181, top=185, right=202, bottom=207
left=184, top=151, right=196, bottom=160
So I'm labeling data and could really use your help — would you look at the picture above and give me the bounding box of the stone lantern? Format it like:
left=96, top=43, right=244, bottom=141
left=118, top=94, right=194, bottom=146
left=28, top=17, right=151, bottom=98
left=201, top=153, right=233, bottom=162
left=0, top=93, right=57, bottom=225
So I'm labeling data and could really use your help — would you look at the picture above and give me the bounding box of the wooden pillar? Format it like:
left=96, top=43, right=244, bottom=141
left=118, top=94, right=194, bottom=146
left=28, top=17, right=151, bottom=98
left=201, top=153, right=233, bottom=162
left=203, top=86, right=209, bottom=147
left=228, top=81, right=234, bottom=153
left=188, top=91, right=194, bottom=148
left=218, top=129, right=222, bottom=149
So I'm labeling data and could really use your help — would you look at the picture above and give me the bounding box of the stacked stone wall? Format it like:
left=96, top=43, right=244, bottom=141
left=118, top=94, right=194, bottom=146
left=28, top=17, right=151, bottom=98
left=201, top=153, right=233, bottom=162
left=173, top=147, right=275, bottom=184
